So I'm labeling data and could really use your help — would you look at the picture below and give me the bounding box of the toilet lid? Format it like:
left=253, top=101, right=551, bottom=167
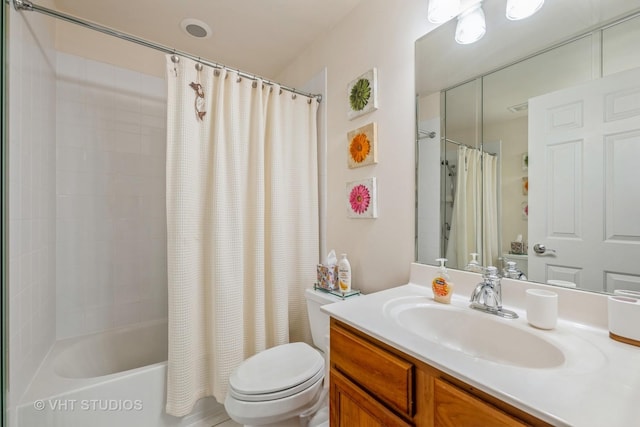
left=229, top=342, right=324, bottom=397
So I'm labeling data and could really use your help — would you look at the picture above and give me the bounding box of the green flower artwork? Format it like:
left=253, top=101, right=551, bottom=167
left=347, top=68, right=378, bottom=120
left=350, top=78, right=371, bottom=111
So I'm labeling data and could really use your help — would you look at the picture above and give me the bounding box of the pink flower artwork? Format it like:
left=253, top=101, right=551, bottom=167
left=349, top=184, right=371, bottom=214
left=346, top=178, right=377, bottom=218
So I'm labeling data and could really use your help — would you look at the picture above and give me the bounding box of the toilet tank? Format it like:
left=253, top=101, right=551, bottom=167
left=305, top=289, right=356, bottom=352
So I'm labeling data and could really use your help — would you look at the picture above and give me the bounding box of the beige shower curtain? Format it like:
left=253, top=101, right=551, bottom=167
left=164, top=56, right=319, bottom=416
left=446, top=146, right=481, bottom=269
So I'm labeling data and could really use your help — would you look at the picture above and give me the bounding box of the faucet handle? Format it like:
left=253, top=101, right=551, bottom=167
left=485, top=266, right=499, bottom=279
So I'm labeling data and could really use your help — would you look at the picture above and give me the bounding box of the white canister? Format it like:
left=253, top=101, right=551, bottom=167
left=526, top=289, right=558, bottom=330
left=608, top=295, right=640, bottom=345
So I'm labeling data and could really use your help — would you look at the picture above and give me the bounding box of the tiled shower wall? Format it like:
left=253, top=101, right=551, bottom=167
left=55, top=53, right=168, bottom=339
left=8, top=7, right=57, bottom=408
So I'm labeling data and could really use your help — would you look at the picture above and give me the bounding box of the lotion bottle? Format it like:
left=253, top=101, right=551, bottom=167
left=338, top=253, right=352, bottom=293
left=432, top=258, right=454, bottom=304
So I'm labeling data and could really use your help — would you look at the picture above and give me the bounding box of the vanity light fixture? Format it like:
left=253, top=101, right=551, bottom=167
left=505, top=0, right=545, bottom=20
left=428, top=0, right=461, bottom=24
left=455, top=2, right=486, bottom=45
left=430, top=0, right=545, bottom=45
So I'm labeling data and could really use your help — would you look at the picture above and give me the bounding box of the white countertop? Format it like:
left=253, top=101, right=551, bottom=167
left=322, top=264, right=640, bottom=427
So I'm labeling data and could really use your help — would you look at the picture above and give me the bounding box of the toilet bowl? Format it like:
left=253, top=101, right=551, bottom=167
left=224, top=288, right=358, bottom=426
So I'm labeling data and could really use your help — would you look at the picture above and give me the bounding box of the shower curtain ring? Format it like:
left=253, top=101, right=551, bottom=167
left=195, top=58, right=203, bottom=71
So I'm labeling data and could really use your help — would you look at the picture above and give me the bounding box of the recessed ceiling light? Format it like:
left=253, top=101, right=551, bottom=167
left=180, top=18, right=212, bottom=39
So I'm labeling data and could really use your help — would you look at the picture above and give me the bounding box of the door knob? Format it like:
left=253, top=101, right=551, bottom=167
left=533, top=243, right=556, bottom=255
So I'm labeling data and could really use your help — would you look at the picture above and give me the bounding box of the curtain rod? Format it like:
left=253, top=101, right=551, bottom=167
left=9, top=0, right=322, bottom=102
left=443, top=138, right=496, bottom=156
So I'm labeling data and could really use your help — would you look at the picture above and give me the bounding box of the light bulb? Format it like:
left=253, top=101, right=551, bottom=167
left=455, top=3, right=486, bottom=45
left=428, top=0, right=461, bottom=24
left=506, top=0, right=545, bottom=20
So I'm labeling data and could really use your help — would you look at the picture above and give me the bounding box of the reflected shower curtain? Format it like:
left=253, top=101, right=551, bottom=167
left=165, top=56, right=319, bottom=416
left=446, top=147, right=498, bottom=269
left=482, top=153, right=499, bottom=267
left=446, top=147, right=480, bottom=269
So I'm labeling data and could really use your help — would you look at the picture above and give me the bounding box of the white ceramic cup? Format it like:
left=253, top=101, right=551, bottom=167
left=526, top=289, right=558, bottom=329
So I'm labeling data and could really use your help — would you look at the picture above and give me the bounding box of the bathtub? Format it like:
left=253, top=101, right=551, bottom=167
left=16, top=320, right=227, bottom=427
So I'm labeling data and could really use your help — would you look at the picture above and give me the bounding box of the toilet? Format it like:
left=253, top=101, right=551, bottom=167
left=224, top=288, right=357, bottom=426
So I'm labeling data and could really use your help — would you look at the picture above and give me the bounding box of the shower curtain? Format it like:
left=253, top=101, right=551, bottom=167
left=164, top=56, right=319, bottom=416
left=482, top=153, right=499, bottom=267
left=446, top=146, right=498, bottom=269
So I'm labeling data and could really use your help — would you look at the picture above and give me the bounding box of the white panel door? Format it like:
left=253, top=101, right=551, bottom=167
left=528, top=67, right=640, bottom=292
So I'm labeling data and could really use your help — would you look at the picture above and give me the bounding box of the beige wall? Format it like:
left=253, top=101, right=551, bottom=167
left=485, top=117, right=529, bottom=253
left=277, top=0, right=435, bottom=293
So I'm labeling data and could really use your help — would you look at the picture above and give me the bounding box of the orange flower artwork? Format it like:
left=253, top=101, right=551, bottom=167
left=350, top=133, right=371, bottom=164
left=347, top=122, right=377, bottom=168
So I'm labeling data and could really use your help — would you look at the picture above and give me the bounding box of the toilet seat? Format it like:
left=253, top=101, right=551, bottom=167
left=224, top=373, right=324, bottom=425
left=228, top=342, right=324, bottom=402
left=229, top=365, right=324, bottom=401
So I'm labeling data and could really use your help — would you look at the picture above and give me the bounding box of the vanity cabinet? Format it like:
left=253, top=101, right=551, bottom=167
left=330, top=318, right=549, bottom=427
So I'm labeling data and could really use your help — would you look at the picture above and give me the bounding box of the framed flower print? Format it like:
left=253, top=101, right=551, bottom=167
left=346, top=178, right=378, bottom=219
left=347, top=68, right=378, bottom=120
left=347, top=122, right=377, bottom=168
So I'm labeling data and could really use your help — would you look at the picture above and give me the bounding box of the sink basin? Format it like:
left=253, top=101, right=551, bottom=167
left=383, top=297, right=565, bottom=369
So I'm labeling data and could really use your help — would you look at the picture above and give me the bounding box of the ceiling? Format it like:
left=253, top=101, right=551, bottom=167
left=416, top=0, right=640, bottom=97
left=53, top=0, right=364, bottom=79
left=416, top=0, right=640, bottom=130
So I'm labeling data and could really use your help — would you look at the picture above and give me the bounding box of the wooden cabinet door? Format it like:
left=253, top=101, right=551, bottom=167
left=434, top=378, right=528, bottom=427
left=331, top=369, right=412, bottom=427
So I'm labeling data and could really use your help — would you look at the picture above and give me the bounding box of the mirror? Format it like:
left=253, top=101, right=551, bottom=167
left=416, top=1, right=640, bottom=294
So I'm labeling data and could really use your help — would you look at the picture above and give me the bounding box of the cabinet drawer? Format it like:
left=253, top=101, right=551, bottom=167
left=434, top=378, right=529, bottom=427
left=330, top=369, right=412, bottom=427
left=331, top=323, right=414, bottom=417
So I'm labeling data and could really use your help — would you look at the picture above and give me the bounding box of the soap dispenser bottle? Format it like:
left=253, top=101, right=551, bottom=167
left=432, top=258, right=454, bottom=304
left=464, top=253, right=483, bottom=273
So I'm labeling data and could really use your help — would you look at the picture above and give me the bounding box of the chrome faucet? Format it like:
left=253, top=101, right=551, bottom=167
left=470, top=266, right=518, bottom=319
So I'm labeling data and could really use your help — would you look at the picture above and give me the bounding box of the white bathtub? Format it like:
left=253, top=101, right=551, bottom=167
left=16, top=320, right=227, bottom=427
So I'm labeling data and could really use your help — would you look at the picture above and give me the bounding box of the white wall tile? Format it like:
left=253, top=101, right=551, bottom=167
left=8, top=12, right=61, bottom=406
left=56, top=54, right=167, bottom=338
left=7, top=21, right=168, bottom=416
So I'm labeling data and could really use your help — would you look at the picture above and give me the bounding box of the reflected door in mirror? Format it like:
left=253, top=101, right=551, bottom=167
left=528, top=67, right=640, bottom=293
